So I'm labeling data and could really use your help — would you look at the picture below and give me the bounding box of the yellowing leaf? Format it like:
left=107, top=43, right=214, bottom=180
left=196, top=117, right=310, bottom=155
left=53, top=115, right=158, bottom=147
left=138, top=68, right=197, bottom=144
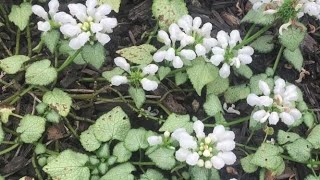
left=43, top=88, right=72, bottom=117
left=116, top=44, right=156, bottom=65
left=99, top=0, right=121, bottom=13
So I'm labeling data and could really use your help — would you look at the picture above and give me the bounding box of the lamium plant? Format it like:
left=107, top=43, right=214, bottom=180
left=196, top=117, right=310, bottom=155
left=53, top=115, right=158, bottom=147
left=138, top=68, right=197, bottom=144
left=0, top=0, right=320, bottom=179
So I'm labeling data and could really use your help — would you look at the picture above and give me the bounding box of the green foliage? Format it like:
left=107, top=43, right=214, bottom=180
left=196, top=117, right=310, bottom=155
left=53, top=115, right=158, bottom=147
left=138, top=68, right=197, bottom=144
left=59, top=40, right=85, bottom=64
left=159, top=113, right=193, bottom=133
left=35, top=143, right=46, bottom=155
left=152, top=0, right=188, bottom=30
left=43, top=88, right=72, bottom=117
left=113, top=142, right=132, bottom=163
left=303, top=112, right=315, bottom=129
left=80, top=127, right=101, bottom=152
left=0, top=55, right=29, bottom=74
left=251, top=143, right=284, bottom=173
left=203, top=94, right=222, bottom=116
left=189, top=166, right=220, bottom=180
left=285, top=138, right=312, bottom=163
left=0, top=124, right=4, bottom=144
left=46, top=110, right=61, bottom=123
left=43, top=150, right=90, bottom=180
left=224, top=84, right=250, bottom=103
left=249, top=74, right=274, bottom=95
left=233, top=64, right=253, bottom=79
left=42, top=30, right=60, bottom=53
left=8, top=2, right=32, bottom=30
left=148, top=147, right=176, bottom=170
left=283, top=48, right=303, bottom=71
left=277, top=130, right=300, bottom=145
left=307, top=124, right=320, bottom=149
left=25, top=60, right=57, bottom=85
left=82, top=43, right=106, bottom=69
left=116, top=44, right=156, bottom=65
left=102, top=67, right=125, bottom=81
left=241, top=6, right=275, bottom=25
left=100, top=163, right=135, bottom=180
left=140, top=169, right=166, bottom=180
left=305, top=175, right=320, bottom=180
left=240, top=154, right=258, bottom=173
left=99, top=0, right=121, bottom=12
left=0, top=107, right=14, bottom=124
left=93, top=106, right=131, bottom=142
left=16, top=115, right=46, bottom=143
left=187, top=59, right=218, bottom=95
left=206, top=76, right=229, bottom=96
left=175, top=72, right=188, bottom=86
left=279, top=23, right=307, bottom=51
left=250, top=35, right=275, bottom=53
left=97, top=143, right=110, bottom=159
left=158, top=66, right=171, bottom=80
left=124, top=128, right=149, bottom=152
left=128, top=87, right=146, bottom=108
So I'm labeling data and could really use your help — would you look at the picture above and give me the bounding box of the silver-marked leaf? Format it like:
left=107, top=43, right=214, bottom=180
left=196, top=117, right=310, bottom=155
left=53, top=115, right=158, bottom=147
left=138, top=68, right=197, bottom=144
left=279, top=23, right=307, bottom=51
left=25, top=60, right=57, bottom=85
left=124, top=128, right=149, bottom=152
left=148, top=147, right=176, bottom=170
left=116, top=44, right=156, bottom=65
left=307, top=125, right=320, bottom=149
left=102, top=67, right=125, bottom=82
left=140, top=169, right=166, bottom=180
left=113, top=142, right=132, bottom=163
left=82, top=43, right=106, bottom=69
left=43, top=88, right=72, bottom=117
left=240, top=154, right=258, bottom=173
left=175, top=72, right=188, bottom=86
left=158, top=66, right=171, bottom=80
left=80, top=126, right=101, bottom=152
left=203, top=94, right=222, bottom=116
left=8, top=2, right=32, bottom=30
left=42, top=30, right=60, bottom=53
left=0, top=55, right=29, bottom=74
left=100, top=163, right=135, bottom=180
left=250, top=35, right=274, bottom=53
left=128, top=87, right=145, bottom=108
left=283, top=48, right=303, bottom=71
left=99, top=0, right=121, bottom=12
left=285, top=138, right=312, bottom=163
left=224, top=84, right=250, bottom=103
left=16, top=115, right=46, bottom=143
left=241, top=6, right=275, bottom=25
left=159, top=113, right=192, bottom=133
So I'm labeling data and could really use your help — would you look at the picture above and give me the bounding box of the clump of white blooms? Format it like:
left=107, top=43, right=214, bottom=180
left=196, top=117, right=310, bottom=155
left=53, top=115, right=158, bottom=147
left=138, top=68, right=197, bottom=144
left=153, top=15, right=217, bottom=68
left=247, top=78, right=302, bottom=126
left=111, top=57, right=159, bottom=91
left=32, top=0, right=118, bottom=50
left=172, top=121, right=236, bottom=170
left=209, top=30, right=254, bottom=78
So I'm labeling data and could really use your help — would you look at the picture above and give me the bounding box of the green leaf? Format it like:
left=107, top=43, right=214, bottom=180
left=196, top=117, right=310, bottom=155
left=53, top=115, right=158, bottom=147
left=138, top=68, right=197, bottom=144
left=303, top=112, right=315, bottom=129
left=8, top=2, right=32, bottom=30
left=99, top=0, right=121, bottom=12
left=0, top=106, right=14, bottom=124
left=249, top=74, right=274, bottom=95
left=158, top=66, right=171, bottom=80
left=250, top=35, right=275, bottom=53
left=285, top=138, right=312, bottom=163
left=187, top=59, right=218, bottom=95
left=305, top=175, right=320, bottom=180
left=159, top=113, right=192, bottom=133
left=175, top=72, right=188, bottom=86
left=279, top=23, right=307, bottom=51
left=124, top=128, right=149, bottom=152
left=43, top=88, right=72, bottom=117
left=128, top=87, right=145, bottom=108
left=93, top=106, right=131, bottom=142
left=233, top=64, right=253, bottom=79
left=206, top=76, right=229, bottom=96
left=249, top=109, right=265, bottom=131
left=277, top=130, right=300, bottom=145
left=113, top=142, right=132, bottom=163
left=152, top=0, right=188, bottom=30
left=203, top=94, right=222, bottom=116
left=116, top=44, right=156, bottom=65
left=307, top=124, right=320, bottom=149
left=272, top=160, right=285, bottom=176
left=251, top=143, right=284, bottom=171
left=25, top=59, right=57, bottom=85
left=283, top=48, right=303, bottom=71
left=0, top=55, right=29, bottom=74
left=16, top=115, right=46, bottom=143
left=97, top=143, right=110, bottom=159
left=80, top=127, right=101, bottom=152
left=240, top=154, right=258, bottom=173
left=241, top=6, right=275, bottom=25
left=102, top=67, right=125, bottom=81
left=42, top=30, right=60, bottom=53
left=59, top=40, right=85, bottom=65
left=140, top=169, right=166, bottom=180
left=148, top=147, right=176, bottom=170
left=0, top=124, right=4, bottom=144
left=224, top=84, right=250, bottom=103
left=43, top=150, right=90, bottom=180
left=82, top=43, right=106, bottom=69
left=189, top=166, right=220, bottom=180
left=100, top=163, right=135, bottom=180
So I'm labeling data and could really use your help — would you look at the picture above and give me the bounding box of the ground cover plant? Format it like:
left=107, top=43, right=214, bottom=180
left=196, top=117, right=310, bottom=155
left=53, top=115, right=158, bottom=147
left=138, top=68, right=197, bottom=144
left=0, top=0, right=320, bottom=179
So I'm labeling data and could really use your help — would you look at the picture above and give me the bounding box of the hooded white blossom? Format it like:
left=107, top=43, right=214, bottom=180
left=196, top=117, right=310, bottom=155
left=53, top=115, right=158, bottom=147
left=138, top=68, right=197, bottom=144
left=209, top=30, right=254, bottom=78
left=172, top=121, right=236, bottom=170
left=59, top=0, right=117, bottom=49
left=147, top=131, right=171, bottom=146
left=247, top=78, right=302, bottom=126
left=153, top=15, right=217, bottom=68
left=110, top=57, right=159, bottom=91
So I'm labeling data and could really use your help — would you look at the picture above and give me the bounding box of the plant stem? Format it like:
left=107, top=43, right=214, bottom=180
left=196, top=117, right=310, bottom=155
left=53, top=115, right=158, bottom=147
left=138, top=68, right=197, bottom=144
left=57, top=49, right=81, bottom=72
left=272, top=45, right=285, bottom=72
left=2, top=127, right=19, bottom=136
left=15, top=29, right=21, bottom=55
left=131, top=162, right=155, bottom=166
left=0, top=143, right=20, bottom=156
left=234, top=24, right=273, bottom=50
left=78, top=77, right=108, bottom=82
left=63, top=118, right=79, bottom=139
left=0, top=37, right=12, bottom=56
left=9, top=85, right=34, bottom=105
left=11, top=113, right=23, bottom=119
left=26, top=24, right=32, bottom=57
left=243, top=24, right=257, bottom=40
left=204, top=116, right=250, bottom=127
left=32, top=154, right=43, bottom=180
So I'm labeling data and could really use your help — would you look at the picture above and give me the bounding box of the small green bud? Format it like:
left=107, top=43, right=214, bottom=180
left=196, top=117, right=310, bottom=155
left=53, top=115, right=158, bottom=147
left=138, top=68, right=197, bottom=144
left=36, top=103, right=48, bottom=114
left=264, top=127, right=274, bottom=135
left=37, top=157, right=47, bottom=167
left=35, top=143, right=46, bottom=154
left=46, top=110, right=60, bottom=123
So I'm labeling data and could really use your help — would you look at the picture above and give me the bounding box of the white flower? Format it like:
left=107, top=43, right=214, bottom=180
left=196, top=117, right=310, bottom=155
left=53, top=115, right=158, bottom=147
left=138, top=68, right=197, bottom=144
left=223, top=103, right=240, bottom=115
left=211, top=156, right=225, bottom=170
left=142, top=64, right=159, bottom=75
left=193, top=120, right=205, bottom=138
left=180, top=49, right=197, bottom=60
left=173, top=56, right=183, bottom=68
left=186, top=152, right=200, bottom=166
left=195, top=44, right=206, bottom=56
left=247, top=78, right=302, bottom=126
left=153, top=51, right=167, bottom=62
left=147, top=136, right=163, bottom=146
left=219, top=63, right=231, bottom=78
left=114, top=57, right=130, bottom=72
left=176, top=148, right=192, bottom=162
left=32, top=0, right=61, bottom=32
left=140, top=78, right=158, bottom=91
left=111, top=75, right=128, bottom=86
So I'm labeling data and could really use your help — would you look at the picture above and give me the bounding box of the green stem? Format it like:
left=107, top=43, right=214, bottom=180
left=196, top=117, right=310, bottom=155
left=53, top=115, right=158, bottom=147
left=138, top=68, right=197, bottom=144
left=205, top=116, right=250, bottom=127
left=78, top=77, right=108, bottom=82
left=57, top=49, right=81, bottom=72
left=272, top=45, right=285, bottom=72
left=131, top=162, right=155, bottom=166
left=11, top=113, right=23, bottom=119
left=26, top=24, right=32, bottom=57
left=0, top=143, right=20, bottom=156
left=32, top=154, right=43, bottom=180
left=15, top=29, right=21, bottom=55
left=234, top=24, right=273, bottom=50
left=63, top=118, right=79, bottom=139
left=243, top=24, right=257, bottom=40
left=2, top=127, right=19, bottom=136
left=9, top=85, right=34, bottom=105
left=0, top=37, right=12, bottom=56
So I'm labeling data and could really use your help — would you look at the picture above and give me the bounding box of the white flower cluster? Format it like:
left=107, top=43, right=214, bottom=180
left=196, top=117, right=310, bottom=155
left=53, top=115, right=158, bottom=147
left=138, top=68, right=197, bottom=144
left=171, top=121, right=236, bottom=169
left=299, top=0, right=320, bottom=20
left=32, top=0, right=117, bottom=50
left=153, top=15, right=217, bottom=68
left=111, top=57, right=159, bottom=91
left=247, top=78, right=302, bottom=126
left=209, top=30, right=254, bottom=78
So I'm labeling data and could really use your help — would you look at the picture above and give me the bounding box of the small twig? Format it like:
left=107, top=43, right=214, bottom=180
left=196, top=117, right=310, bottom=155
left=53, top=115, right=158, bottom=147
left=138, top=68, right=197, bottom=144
left=32, top=154, right=43, bottom=180
left=15, top=29, right=21, bottom=55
